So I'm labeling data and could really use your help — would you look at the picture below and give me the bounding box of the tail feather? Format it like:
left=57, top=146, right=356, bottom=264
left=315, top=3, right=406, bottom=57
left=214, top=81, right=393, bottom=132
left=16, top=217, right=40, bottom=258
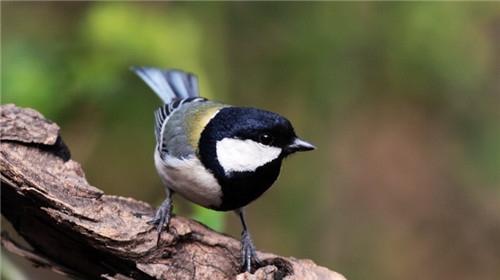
left=131, top=67, right=200, bottom=104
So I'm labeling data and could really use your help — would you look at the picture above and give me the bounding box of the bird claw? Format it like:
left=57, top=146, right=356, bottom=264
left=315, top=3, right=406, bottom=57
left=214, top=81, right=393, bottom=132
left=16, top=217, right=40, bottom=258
left=241, top=230, right=261, bottom=273
left=149, top=198, right=173, bottom=246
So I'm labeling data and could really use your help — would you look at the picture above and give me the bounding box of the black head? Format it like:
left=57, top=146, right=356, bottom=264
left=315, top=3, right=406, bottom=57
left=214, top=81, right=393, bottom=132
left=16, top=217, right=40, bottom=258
left=198, top=107, right=314, bottom=210
left=200, top=107, right=314, bottom=157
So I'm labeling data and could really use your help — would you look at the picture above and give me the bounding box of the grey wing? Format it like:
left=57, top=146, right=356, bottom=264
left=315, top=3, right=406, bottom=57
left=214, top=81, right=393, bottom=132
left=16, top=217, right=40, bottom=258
left=154, top=97, right=206, bottom=158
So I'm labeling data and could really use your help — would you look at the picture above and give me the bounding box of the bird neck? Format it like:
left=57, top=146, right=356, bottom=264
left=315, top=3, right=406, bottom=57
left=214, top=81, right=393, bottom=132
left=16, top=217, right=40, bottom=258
left=198, top=132, right=284, bottom=210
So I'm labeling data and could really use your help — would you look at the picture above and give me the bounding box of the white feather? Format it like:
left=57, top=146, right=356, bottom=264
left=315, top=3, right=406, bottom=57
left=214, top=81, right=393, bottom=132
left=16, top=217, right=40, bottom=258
left=154, top=149, right=222, bottom=208
left=216, top=138, right=282, bottom=174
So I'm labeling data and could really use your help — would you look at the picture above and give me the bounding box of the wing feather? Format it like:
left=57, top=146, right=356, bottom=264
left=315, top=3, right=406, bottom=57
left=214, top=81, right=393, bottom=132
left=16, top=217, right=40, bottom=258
left=154, top=97, right=206, bottom=155
left=131, top=66, right=200, bottom=103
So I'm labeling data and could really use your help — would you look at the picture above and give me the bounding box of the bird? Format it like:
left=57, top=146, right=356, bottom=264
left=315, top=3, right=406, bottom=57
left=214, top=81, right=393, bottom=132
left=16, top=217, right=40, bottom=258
left=132, top=67, right=315, bottom=273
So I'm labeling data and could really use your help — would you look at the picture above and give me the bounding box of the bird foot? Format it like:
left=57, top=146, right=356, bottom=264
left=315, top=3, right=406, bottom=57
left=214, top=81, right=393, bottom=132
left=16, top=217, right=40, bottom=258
left=148, top=198, right=173, bottom=246
left=241, top=230, right=261, bottom=273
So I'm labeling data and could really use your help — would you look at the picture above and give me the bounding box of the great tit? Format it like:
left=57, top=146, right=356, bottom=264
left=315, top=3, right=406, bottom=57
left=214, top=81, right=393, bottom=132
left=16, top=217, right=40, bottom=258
left=132, top=67, right=315, bottom=272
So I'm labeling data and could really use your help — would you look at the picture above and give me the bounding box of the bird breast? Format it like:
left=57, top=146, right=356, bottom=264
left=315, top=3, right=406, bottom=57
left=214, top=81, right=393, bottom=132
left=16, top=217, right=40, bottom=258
left=154, top=149, right=223, bottom=209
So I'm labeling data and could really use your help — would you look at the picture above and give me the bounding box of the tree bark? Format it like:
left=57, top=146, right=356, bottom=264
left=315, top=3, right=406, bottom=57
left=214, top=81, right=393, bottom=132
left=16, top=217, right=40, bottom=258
left=0, top=104, right=346, bottom=280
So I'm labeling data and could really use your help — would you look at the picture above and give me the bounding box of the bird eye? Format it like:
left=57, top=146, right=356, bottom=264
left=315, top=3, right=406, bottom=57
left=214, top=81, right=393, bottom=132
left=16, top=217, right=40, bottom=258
left=259, top=134, right=274, bottom=145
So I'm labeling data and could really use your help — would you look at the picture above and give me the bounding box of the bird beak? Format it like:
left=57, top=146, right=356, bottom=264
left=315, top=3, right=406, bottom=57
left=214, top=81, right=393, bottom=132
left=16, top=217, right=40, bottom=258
left=286, top=138, right=316, bottom=153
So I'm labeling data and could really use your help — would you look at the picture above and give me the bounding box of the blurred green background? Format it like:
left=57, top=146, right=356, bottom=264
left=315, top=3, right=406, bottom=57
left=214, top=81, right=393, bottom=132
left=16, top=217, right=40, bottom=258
left=2, top=2, right=500, bottom=280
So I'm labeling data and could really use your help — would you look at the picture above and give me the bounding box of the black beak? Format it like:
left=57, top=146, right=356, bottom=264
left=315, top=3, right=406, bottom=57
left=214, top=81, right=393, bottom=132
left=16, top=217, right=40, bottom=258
left=286, top=138, right=316, bottom=153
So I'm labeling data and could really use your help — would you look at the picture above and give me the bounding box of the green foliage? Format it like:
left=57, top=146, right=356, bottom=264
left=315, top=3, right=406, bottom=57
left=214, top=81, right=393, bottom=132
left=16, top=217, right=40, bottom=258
left=191, top=205, right=225, bottom=232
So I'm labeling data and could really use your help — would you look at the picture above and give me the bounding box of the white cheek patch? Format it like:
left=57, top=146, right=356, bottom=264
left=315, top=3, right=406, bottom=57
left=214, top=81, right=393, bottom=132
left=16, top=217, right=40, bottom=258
left=216, top=138, right=282, bottom=174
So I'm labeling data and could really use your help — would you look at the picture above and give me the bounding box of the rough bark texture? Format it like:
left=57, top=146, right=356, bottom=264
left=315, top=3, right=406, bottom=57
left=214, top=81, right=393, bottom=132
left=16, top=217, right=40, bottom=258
left=0, top=104, right=346, bottom=280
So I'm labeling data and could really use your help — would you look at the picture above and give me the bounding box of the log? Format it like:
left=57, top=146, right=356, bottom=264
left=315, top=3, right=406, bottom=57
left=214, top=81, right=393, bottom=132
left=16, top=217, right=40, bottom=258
left=0, top=104, right=346, bottom=280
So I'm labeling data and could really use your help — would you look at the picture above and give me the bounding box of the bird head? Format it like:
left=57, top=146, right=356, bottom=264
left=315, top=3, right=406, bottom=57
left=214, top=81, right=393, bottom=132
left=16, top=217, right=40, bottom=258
left=198, top=107, right=315, bottom=176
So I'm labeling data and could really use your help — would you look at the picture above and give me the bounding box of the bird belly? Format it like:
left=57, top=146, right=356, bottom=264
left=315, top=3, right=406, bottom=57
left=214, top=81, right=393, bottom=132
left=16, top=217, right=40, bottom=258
left=154, top=150, right=222, bottom=209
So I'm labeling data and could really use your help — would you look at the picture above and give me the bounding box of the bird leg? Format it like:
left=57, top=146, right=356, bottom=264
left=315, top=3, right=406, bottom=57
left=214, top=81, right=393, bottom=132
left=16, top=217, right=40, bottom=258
left=148, top=188, right=173, bottom=246
left=237, top=209, right=261, bottom=273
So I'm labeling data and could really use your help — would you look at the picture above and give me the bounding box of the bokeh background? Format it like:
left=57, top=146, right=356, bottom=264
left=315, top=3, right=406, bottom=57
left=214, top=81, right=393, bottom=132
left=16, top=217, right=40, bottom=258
left=2, top=2, right=500, bottom=280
